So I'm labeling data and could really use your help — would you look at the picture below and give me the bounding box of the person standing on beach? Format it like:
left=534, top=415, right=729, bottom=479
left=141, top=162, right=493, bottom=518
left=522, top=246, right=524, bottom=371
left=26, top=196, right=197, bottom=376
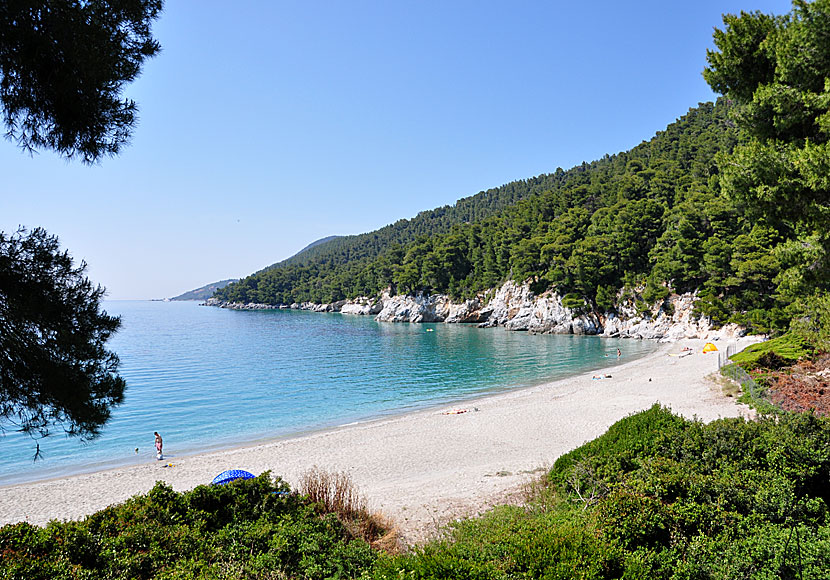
left=154, top=431, right=163, bottom=460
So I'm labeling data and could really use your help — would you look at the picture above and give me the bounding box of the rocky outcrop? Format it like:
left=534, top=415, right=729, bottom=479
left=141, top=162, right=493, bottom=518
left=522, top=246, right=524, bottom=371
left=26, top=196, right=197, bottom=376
left=203, top=298, right=281, bottom=310
left=340, top=298, right=383, bottom=316
left=205, top=281, right=748, bottom=342
left=365, top=281, right=747, bottom=341
left=445, top=297, right=488, bottom=323
left=297, top=300, right=348, bottom=313
left=474, top=281, right=600, bottom=334
left=203, top=298, right=346, bottom=312
left=598, top=293, right=745, bottom=341
left=375, top=292, right=452, bottom=323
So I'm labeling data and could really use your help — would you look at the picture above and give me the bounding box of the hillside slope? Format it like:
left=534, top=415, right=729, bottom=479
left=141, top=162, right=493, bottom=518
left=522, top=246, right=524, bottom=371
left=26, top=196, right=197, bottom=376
left=219, top=100, right=783, bottom=327
left=172, top=279, right=237, bottom=301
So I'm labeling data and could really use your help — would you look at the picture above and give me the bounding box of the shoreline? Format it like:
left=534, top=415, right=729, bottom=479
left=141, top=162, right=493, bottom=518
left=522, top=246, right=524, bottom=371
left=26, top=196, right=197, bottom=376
left=0, top=342, right=657, bottom=489
left=0, top=338, right=756, bottom=545
left=0, top=333, right=657, bottom=488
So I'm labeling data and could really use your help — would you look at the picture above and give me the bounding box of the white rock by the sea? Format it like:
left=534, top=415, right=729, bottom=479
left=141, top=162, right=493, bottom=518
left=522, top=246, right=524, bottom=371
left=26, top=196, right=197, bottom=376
left=375, top=292, right=451, bottom=323
left=209, top=279, right=749, bottom=341
left=340, top=298, right=383, bottom=316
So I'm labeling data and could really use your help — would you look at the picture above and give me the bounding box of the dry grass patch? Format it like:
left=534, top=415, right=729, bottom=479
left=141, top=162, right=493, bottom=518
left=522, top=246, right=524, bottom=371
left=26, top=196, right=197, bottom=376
left=708, top=371, right=742, bottom=398
left=299, top=466, right=400, bottom=552
left=300, top=466, right=364, bottom=516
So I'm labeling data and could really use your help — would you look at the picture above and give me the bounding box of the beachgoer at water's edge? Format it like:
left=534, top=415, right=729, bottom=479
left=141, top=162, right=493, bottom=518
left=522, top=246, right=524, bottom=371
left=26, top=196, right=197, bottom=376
left=154, top=431, right=163, bottom=460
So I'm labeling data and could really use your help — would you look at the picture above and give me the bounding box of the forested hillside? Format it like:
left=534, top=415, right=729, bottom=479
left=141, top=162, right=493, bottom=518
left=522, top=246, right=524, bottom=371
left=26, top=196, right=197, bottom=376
left=251, top=166, right=581, bottom=274
left=171, top=279, right=237, bottom=301
left=218, top=0, right=830, bottom=337
left=217, top=101, right=770, bottom=325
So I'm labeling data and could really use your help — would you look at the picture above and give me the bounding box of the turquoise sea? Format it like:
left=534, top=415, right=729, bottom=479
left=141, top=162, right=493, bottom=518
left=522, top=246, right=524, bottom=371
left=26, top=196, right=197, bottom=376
left=0, top=301, right=657, bottom=485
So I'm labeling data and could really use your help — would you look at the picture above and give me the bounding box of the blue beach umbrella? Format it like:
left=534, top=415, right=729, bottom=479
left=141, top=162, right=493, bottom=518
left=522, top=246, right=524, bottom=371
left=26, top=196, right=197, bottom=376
left=211, top=469, right=255, bottom=485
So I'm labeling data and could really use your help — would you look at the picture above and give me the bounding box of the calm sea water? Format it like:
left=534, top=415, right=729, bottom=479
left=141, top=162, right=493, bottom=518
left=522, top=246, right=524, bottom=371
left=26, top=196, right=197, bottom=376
left=0, top=301, right=656, bottom=485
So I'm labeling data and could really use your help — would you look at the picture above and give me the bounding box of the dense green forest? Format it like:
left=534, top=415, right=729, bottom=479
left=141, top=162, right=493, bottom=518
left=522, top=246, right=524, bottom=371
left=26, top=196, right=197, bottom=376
left=217, top=99, right=796, bottom=333
left=5, top=406, right=829, bottom=579
left=217, top=0, right=830, bottom=337
left=217, top=102, right=749, bottom=314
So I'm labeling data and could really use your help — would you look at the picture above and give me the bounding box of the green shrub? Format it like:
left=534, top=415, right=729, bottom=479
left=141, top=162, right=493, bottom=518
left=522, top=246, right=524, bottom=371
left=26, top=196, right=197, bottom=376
left=730, top=333, right=814, bottom=369
left=549, top=404, right=688, bottom=490
left=789, top=292, right=830, bottom=352
left=6, top=409, right=830, bottom=580
left=371, top=504, right=622, bottom=580
left=0, top=473, right=380, bottom=580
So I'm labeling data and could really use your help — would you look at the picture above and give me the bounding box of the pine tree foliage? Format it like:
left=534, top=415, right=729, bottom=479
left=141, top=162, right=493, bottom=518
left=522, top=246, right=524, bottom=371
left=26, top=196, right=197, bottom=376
left=217, top=1, right=830, bottom=336
left=0, top=228, right=125, bottom=450
left=0, top=0, right=163, bottom=163
left=704, top=0, right=830, bottom=300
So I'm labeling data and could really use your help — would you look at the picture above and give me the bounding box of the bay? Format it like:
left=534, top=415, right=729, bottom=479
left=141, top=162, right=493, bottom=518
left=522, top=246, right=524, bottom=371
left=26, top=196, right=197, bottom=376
left=0, top=300, right=657, bottom=485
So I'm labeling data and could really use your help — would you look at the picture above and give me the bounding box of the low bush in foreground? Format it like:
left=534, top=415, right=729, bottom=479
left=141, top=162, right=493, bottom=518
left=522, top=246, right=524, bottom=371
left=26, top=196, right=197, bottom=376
left=375, top=405, right=830, bottom=579
left=0, top=473, right=382, bottom=580
left=4, top=407, right=830, bottom=579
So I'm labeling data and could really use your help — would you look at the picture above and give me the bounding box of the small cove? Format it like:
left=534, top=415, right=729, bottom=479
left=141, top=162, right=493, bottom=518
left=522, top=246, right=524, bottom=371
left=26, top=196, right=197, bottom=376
left=0, top=300, right=657, bottom=485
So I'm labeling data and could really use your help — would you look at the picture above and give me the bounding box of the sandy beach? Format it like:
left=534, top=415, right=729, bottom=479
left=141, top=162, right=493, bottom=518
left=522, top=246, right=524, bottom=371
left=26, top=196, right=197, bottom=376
left=0, top=338, right=755, bottom=545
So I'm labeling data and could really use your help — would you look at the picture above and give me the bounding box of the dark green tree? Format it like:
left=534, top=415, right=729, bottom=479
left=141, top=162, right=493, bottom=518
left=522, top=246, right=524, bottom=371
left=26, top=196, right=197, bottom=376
left=0, top=0, right=163, bottom=163
left=0, top=228, right=125, bottom=454
left=704, top=0, right=830, bottom=292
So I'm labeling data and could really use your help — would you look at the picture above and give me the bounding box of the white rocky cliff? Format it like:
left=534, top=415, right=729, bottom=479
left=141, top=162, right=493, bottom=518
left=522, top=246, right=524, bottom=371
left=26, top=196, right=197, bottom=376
left=205, top=280, right=746, bottom=341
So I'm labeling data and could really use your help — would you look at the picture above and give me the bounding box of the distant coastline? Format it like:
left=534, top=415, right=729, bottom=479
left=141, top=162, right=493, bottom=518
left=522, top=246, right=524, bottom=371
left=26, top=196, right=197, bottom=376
left=172, top=279, right=237, bottom=301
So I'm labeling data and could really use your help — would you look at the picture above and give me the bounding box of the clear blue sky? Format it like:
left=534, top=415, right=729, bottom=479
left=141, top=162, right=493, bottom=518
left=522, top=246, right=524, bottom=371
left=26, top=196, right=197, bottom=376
left=1, top=0, right=792, bottom=299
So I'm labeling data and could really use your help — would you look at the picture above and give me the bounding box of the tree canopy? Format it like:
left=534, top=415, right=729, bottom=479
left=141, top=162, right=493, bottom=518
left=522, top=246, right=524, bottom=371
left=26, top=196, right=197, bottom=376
left=704, top=0, right=830, bottom=298
left=219, top=0, right=830, bottom=335
left=0, top=0, right=163, bottom=163
left=219, top=100, right=786, bottom=328
left=0, top=228, right=125, bottom=453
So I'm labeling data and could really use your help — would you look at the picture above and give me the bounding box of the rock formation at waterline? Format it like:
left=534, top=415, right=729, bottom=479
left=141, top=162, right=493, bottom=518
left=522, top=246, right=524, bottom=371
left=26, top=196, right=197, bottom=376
left=205, top=280, right=745, bottom=342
